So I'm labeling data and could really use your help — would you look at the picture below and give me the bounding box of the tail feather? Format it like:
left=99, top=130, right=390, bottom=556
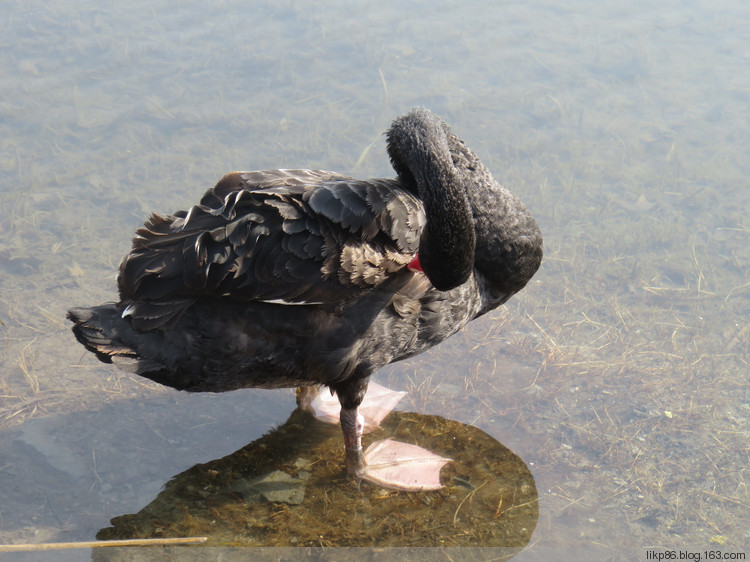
left=68, top=303, right=198, bottom=390
left=67, top=304, right=138, bottom=364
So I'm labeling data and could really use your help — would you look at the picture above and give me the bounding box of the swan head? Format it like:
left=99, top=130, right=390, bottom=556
left=387, top=108, right=543, bottom=298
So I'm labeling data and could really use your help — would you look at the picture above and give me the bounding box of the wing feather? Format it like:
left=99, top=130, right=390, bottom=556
left=117, top=170, right=425, bottom=326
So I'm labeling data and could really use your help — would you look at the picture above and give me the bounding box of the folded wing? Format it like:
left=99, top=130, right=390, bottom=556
left=117, top=169, right=426, bottom=329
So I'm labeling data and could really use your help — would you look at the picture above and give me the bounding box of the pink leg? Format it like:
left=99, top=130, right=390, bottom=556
left=340, top=406, right=365, bottom=477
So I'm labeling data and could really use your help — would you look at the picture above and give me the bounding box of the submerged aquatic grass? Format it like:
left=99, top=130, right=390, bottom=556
left=95, top=410, right=538, bottom=548
left=0, top=0, right=749, bottom=556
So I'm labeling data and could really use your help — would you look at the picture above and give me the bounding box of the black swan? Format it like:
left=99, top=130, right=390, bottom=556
left=68, top=108, right=543, bottom=490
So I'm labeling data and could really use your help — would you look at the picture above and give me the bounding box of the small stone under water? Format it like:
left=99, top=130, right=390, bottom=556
left=229, top=469, right=309, bottom=505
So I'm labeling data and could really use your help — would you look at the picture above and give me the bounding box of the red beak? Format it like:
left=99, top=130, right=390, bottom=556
left=407, top=255, right=423, bottom=272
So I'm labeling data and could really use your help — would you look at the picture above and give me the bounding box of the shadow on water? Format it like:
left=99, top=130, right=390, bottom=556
left=91, top=408, right=538, bottom=550
left=0, top=389, right=291, bottom=541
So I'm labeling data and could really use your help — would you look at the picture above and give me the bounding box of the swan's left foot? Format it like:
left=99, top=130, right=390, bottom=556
left=343, top=438, right=451, bottom=491
left=360, top=438, right=451, bottom=491
left=339, top=405, right=451, bottom=491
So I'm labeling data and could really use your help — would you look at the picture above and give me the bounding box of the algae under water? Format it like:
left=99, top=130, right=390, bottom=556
left=1, top=0, right=749, bottom=558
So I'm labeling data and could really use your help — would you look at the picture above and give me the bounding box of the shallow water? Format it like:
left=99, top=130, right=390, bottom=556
left=1, top=0, right=749, bottom=559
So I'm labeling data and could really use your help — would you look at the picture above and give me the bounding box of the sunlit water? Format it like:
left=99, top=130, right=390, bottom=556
left=1, top=0, right=749, bottom=559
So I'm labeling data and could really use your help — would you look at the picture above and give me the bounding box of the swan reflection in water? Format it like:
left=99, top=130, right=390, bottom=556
left=68, top=108, right=543, bottom=490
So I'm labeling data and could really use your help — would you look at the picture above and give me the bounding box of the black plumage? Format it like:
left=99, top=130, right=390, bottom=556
left=68, top=108, right=543, bottom=480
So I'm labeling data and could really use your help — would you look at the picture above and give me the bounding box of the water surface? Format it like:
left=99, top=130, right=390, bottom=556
left=1, top=0, right=749, bottom=559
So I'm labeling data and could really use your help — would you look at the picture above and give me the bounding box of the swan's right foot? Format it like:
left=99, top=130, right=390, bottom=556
left=298, top=382, right=406, bottom=432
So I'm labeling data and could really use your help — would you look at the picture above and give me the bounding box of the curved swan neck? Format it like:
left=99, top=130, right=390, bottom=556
left=386, top=109, right=476, bottom=291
